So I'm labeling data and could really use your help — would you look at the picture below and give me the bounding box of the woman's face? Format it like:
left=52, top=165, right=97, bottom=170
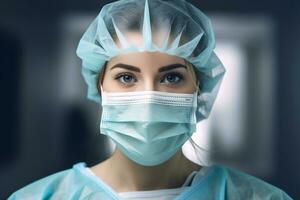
left=101, top=51, right=198, bottom=94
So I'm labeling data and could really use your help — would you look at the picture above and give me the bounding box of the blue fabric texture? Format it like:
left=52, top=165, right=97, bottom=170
left=8, top=162, right=293, bottom=200
left=100, top=90, right=198, bottom=166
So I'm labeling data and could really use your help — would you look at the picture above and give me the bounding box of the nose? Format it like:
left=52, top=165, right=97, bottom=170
left=143, top=77, right=158, bottom=91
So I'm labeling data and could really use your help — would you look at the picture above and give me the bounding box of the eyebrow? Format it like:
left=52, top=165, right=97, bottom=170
left=110, top=63, right=187, bottom=73
left=158, top=64, right=187, bottom=72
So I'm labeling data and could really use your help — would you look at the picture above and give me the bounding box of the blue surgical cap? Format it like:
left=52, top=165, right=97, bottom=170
left=76, top=0, right=226, bottom=122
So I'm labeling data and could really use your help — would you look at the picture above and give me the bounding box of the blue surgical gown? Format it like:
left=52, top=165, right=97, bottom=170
left=8, top=162, right=293, bottom=200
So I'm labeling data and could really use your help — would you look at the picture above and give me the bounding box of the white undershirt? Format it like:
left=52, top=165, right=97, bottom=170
left=84, top=166, right=208, bottom=200
left=118, top=171, right=197, bottom=200
left=118, top=167, right=208, bottom=200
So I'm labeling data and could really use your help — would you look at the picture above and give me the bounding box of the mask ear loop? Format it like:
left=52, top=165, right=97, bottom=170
left=191, top=92, right=198, bottom=122
left=100, top=85, right=104, bottom=95
left=99, top=85, right=107, bottom=105
left=98, top=61, right=108, bottom=98
left=192, top=79, right=200, bottom=120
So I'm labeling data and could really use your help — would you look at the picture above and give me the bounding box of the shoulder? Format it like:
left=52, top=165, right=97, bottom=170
left=210, top=164, right=293, bottom=199
left=8, top=167, right=72, bottom=199
left=8, top=162, right=108, bottom=200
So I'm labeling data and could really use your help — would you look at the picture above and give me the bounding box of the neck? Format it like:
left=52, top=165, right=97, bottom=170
left=100, top=148, right=200, bottom=192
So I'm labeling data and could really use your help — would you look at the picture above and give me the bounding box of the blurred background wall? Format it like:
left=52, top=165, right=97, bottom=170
left=0, top=0, right=299, bottom=199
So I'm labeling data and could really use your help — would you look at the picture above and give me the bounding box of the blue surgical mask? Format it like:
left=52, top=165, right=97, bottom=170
left=100, top=89, right=198, bottom=166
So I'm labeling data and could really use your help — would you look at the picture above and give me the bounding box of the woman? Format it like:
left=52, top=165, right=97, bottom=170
left=9, top=0, right=292, bottom=199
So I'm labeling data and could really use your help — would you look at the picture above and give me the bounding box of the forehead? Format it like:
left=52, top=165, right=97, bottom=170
left=107, top=51, right=185, bottom=68
left=107, top=31, right=185, bottom=68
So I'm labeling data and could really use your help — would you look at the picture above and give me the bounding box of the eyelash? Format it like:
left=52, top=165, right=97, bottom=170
left=161, top=72, right=184, bottom=84
left=114, top=72, right=184, bottom=86
left=114, top=72, right=137, bottom=86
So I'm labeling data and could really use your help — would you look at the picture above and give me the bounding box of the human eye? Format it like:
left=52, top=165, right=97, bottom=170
left=114, top=72, right=137, bottom=85
left=160, top=72, right=184, bottom=84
